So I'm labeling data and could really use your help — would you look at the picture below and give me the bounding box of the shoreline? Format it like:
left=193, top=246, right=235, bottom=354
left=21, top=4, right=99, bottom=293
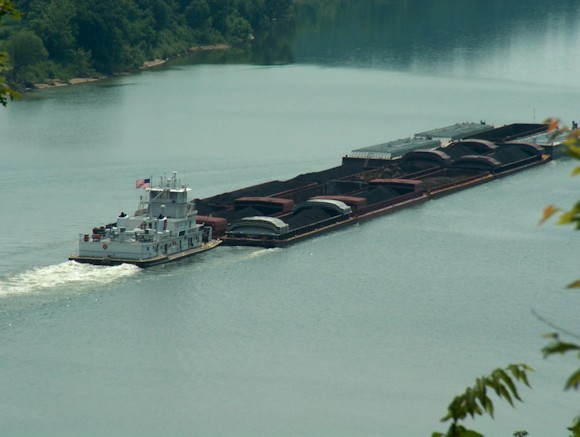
left=141, top=43, right=230, bottom=69
left=32, top=44, right=230, bottom=90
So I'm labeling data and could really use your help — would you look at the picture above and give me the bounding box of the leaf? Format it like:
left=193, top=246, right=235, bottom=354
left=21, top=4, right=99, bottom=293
left=568, top=416, right=580, bottom=436
left=556, top=201, right=580, bottom=225
left=564, top=143, right=580, bottom=160
left=507, top=364, right=523, bottom=380
left=497, top=381, right=515, bottom=406
left=465, top=388, right=477, bottom=417
left=475, top=378, right=488, bottom=408
left=518, top=367, right=532, bottom=388
left=538, top=204, right=560, bottom=225
left=557, top=210, right=574, bottom=225
left=542, top=341, right=580, bottom=357
left=484, top=396, right=494, bottom=418
left=567, top=279, right=580, bottom=289
left=547, top=118, right=560, bottom=132
left=496, top=369, right=521, bottom=401
left=436, top=365, right=531, bottom=435
left=565, top=129, right=580, bottom=149
left=564, top=369, right=580, bottom=390
left=572, top=166, right=580, bottom=177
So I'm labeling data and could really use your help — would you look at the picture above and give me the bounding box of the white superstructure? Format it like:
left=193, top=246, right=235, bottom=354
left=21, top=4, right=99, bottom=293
left=70, top=172, right=221, bottom=267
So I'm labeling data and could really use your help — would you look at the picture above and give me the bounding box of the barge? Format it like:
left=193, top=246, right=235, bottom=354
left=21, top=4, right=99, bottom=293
left=194, top=122, right=559, bottom=248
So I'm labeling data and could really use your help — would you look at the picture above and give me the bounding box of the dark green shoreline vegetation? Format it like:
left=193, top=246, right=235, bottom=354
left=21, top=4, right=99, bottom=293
left=1, top=0, right=293, bottom=89
left=0, top=0, right=19, bottom=104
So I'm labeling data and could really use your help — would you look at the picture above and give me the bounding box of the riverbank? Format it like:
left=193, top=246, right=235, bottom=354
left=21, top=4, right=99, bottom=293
left=141, top=44, right=230, bottom=69
left=32, top=44, right=231, bottom=90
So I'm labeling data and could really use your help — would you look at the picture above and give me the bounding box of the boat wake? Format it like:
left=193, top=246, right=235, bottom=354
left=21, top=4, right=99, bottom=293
left=201, top=246, right=283, bottom=272
left=247, top=247, right=283, bottom=258
left=0, top=261, right=140, bottom=298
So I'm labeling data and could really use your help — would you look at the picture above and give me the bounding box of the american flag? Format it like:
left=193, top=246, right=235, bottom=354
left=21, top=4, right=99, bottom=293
left=136, top=178, right=151, bottom=189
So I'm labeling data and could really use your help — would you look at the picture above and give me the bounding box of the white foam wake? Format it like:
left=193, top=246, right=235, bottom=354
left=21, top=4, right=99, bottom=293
left=247, top=247, right=283, bottom=258
left=0, top=261, right=140, bottom=297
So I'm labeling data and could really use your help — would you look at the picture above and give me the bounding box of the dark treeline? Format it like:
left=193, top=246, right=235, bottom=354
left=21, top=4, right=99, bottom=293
left=1, top=0, right=292, bottom=86
left=7, top=0, right=578, bottom=89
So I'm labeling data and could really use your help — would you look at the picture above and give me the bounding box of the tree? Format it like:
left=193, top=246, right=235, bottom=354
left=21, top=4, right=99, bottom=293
left=184, top=0, right=210, bottom=29
left=224, top=13, right=252, bottom=44
left=433, top=121, right=580, bottom=437
left=6, top=28, right=48, bottom=85
left=74, top=0, right=143, bottom=74
left=27, top=0, right=77, bottom=64
left=1, top=0, right=295, bottom=81
left=0, top=0, right=19, bottom=105
left=264, top=0, right=293, bottom=20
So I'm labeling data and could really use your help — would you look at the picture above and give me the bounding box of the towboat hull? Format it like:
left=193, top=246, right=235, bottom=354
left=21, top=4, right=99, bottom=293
left=70, top=239, right=222, bottom=268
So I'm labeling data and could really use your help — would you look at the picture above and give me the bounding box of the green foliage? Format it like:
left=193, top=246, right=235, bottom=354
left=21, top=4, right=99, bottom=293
left=543, top=332, right=580, bottom=435
left=570, top=417, right=580, bottom=437
left=264, top=0, right=293, bottom=20
left=184, top=0, right=210, bottom=28
left=0, top=0, right=18, bottom=19
left=540, top=120, right=580, bottom=287
left=6, top=28, right=48, bottom=84
left=224, top=13, right=252, bottom=44
left=0, top=50, right=19, bottom=106
left=0, top=0, right=19, bottom=105
left=4, top=0, right=294, bottom=84
left=27, top=0, right=76, bottom=63
left=432, top=365, right=532, bottom=437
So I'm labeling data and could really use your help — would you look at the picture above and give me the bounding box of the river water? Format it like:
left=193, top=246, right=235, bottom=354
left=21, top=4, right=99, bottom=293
left=1, top=1, right=580, bottom=436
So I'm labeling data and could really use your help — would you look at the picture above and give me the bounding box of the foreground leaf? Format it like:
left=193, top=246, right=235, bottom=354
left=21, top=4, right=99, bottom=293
left=434, top=365, right=532, bottom=437
left=539, top=204, right=560, bottom=225
left=547, top=118, right=560, bottom=132
left=542, top=341, right=580, bottom=357
left=568, top=416, right=580, bottom=437
left=565, top=369, right=580, bottom=391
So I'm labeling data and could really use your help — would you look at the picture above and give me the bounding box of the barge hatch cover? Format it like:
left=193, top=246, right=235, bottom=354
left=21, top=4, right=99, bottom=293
left=349, top=138, right=441, bottom=159
left=415, top=122, right=494, bottom=141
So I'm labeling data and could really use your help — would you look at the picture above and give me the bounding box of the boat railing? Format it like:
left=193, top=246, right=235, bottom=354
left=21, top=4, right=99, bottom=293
left=134, top=234, right=155, bottom=243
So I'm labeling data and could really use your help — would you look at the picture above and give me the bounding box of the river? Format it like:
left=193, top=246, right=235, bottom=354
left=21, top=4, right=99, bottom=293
left=0, top=1, right=579, bottom=436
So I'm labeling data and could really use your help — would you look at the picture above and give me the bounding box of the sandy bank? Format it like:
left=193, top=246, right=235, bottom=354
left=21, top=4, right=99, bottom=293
left=33, top=44, right=231, bottom=89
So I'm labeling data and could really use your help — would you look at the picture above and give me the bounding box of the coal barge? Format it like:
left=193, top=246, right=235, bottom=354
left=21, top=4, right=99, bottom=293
left=193, top=122, right=562, bottom=248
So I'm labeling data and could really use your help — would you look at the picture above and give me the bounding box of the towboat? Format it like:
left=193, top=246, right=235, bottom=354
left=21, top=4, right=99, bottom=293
left=69, top=172, right=221, bottom=267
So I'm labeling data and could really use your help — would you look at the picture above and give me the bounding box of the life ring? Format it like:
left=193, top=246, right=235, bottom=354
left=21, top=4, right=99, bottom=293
left=102, top=243, right=108, bottom=250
